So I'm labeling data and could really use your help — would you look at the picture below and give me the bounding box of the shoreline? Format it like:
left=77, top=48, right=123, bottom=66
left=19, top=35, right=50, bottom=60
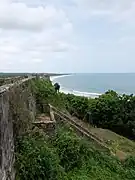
left=50, top=74, right=73, bottom=84
left=50, top=75, right=101, bottom=98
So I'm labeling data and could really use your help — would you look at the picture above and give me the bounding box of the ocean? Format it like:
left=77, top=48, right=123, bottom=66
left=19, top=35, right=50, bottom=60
left=51, top=73, right=135, bottom=98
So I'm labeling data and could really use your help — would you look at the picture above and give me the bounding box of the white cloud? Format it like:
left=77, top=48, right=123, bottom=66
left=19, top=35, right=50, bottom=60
left=73, top=0, right=135, bottom=23
left=2, top=0, right=135, bottom=73
left=0, top=0, right=68, bottom=31
left=0, top=45, right=20, bottom=53
left=0, top=0, right=77, bottom=72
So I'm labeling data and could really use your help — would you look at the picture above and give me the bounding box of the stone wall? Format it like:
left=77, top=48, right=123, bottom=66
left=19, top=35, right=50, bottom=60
left=0, top=76, right=26, bottom=86
left=0, top=78, right=36, bottom=180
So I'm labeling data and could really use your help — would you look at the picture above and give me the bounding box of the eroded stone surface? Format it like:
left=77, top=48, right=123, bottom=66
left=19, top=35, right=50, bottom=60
left=34, top=112, right=56, bottom=136
left=0, top=78, right=36, bottom=180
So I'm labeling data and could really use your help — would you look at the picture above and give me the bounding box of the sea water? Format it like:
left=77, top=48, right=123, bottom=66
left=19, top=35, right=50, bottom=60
left=51, top=73, right=135, bottom=98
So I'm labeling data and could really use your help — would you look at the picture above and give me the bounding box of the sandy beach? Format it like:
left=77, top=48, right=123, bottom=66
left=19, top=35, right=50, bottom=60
left=50, top=75, right=101, bottom=98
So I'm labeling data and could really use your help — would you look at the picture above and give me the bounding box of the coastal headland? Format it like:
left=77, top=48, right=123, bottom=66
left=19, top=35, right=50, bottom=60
left=0, top=74, right=135, bottom=180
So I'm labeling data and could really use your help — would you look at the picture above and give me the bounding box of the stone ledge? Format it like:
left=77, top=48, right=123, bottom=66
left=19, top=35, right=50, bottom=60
left=0, top=77, right=34, bottom=94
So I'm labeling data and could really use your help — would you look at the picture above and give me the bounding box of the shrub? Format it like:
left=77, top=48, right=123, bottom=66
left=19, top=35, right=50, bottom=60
left=15, top=133, right=67, bottom=180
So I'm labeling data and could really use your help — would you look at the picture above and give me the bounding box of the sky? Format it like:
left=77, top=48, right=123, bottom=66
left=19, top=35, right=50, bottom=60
left=0, top=0, right=135, bottom=73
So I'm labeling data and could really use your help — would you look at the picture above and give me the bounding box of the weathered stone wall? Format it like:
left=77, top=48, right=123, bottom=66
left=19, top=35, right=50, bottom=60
left=0, top=76, right=25, bottom=86
left=0, top=90, right=15, bottom=180
left=0, top=78, right=36, bottom=180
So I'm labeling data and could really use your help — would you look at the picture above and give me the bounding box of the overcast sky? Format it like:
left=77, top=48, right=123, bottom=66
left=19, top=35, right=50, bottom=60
left=0, top=0, right=135, bottom=73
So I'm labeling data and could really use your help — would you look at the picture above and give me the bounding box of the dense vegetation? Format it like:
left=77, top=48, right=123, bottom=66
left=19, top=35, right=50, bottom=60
left=61, top=91, right=135, bottom=139
left=31, top=78, right=135, bottom=139
left=16, top=126, right=135, bottom=180
left=15, top=78, right=135, bottom=179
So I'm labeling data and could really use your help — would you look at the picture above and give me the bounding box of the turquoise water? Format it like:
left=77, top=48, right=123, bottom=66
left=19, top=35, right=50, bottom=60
left=52, top=73, right=135, bottom=97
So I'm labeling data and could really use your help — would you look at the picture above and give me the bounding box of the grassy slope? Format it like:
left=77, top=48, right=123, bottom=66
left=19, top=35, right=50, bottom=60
left=68, top=115, right=135, bottom=160
left=15, top=78, right=135, bottom=179
left=31, top=77, right=135, bottom=159
left=15, top=126, right=135, bottom=180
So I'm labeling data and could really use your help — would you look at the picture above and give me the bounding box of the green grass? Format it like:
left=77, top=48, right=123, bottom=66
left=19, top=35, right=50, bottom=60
left=68, top=115, right=135, bottom=159
left=90, top=128, right=135, bottom=157
left=15, top=126, right=135, bottom=180
left=17, top=78, right=135, bottom=179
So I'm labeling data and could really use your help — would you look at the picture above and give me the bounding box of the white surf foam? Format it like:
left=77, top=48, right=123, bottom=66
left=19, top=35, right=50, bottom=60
left=60, top=88, right=101, bottom=98
left=50, top=75, right=101, bottom=98
left=50, top=74, right=72, bottom=83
